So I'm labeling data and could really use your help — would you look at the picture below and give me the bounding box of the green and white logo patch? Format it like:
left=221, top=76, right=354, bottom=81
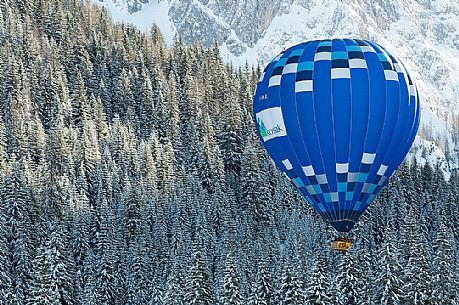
left=255, top=107, right=287, bottom=141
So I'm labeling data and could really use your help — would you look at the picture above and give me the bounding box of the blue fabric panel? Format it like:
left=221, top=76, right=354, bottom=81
left=294, top=42, right=335, bottom=217
left=386, top=73, right=420, bottom=178
left=350, top=40, right=384, bottom=212
left=344, top=39, right=369, bottom=216
left=313, top=43, right=338, bottom=195
left=296, top=41, right=325, bottom=175
left=277, top=44, right=325, bottom=211
left=358, top=42, right=400, bottom=214
left=279, top=46, right=312, bottom=168
left=253, top=38, right=421, bottom=232
left=380, top=55, right=410, bottom=171
left=331, top=39, right=351, bottom=222
left=298, top=61, right=314, bottom=71
left=362, top=42, right=386, bottom=153
left=266, top=45, right=323, bottom=213
left=331, top=39, right=351, bottom=165
left=338, top=182, right=347, bottom=192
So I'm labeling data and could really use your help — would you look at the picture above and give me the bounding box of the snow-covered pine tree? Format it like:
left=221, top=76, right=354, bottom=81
left=221, top=251, right=244, bottom=305
left=432, top=220, right=456, bottom=305
left=401, top=206, right=432, bottom=305
left=332, top=251, right=361, bottom=305
left=0, top=118, right=7, bottom=175
left=124, top=239, right=151, bottom=305
left=94, top=201, right=116, bottom=305
left=197, top=113, right=225, bottom=193
left=26, top=237, right=61, bottom=305
left=240, top=135, right=271, bottom=227
left=276, top=258, right=304, bottom=305
left=218, top=69, right=243, bottom=185
left=0, top=213, right=13, bottom=304
left=355, top=234, right=376, bottom=305
left=123, top=176, right=145, bottom=244
left=1, top=160, right=32, bottom=304
left=163, top=73, right=181, bottom=153
left=184, top=243, right=214, bottom=305
left=248, top=263, right=273, bottom=305
left=81, top=250, right=97, bottom=305
left=164, top=262, right=185, bottom=305
left=27, top=222, right=75, bottom=305
left=376, top=224, right=403, bottom=305
left=305, top=256, right=331, bottom=305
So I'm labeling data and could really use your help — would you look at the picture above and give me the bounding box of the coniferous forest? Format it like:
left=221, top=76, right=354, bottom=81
left=0, top=0, right=458, bottom=304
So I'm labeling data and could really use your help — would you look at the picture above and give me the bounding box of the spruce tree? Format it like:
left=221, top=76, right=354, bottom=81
left=276, top=258, right=304, bottom=305
left=124, top=240, right=151, bottom=305
left=0, top=216, right=13, bottom=304
left=248, top=263, right=273, bottom=305
left=221, top=252, right=244, bottom=305
left=94, top=202, right=115, bottom=305
left=432, top=220, right=456, bottom=305
left=401, top=207, right=432, bottom=305
left=1, top=160, right=32, bottom=304
left=305, top=256, right=331, bottom=305
left=184, top=244, right=214, bottom=305
left=333, top=251, right=361, bottom=305
left=164, top=262, right=185, bottom=305
left=376, top=225, right=403, bottom=305
left=26, top=238, right=61, bottom=305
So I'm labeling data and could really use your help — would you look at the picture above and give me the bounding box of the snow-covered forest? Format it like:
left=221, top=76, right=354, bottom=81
left=0, top=0, right=458, bottom=304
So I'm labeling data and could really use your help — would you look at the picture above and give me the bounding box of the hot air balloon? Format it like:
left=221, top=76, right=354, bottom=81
left=253, top=39, right=420, bottom=248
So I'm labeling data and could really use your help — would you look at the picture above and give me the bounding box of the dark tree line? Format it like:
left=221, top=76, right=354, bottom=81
left=0, top=0, right=458, bottom=304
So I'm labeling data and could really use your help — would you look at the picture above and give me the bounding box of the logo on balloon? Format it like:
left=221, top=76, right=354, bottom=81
left=255, top=107, right=287, bottom=141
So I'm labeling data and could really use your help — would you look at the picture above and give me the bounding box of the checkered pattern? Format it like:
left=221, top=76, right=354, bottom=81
left=265, top=39, right=399, bottom=93
left=281, top=153, right=390, bottom=213
left=255, top=39, right=419, bottom=232
left=295, top=61, right=314, bottom=92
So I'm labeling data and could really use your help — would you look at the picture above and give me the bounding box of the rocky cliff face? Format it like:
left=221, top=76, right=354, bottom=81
left=95, top=0, right=459, bottom=175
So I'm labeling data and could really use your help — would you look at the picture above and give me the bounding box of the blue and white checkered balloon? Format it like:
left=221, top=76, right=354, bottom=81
left=253, top=39, right=420, bottom=232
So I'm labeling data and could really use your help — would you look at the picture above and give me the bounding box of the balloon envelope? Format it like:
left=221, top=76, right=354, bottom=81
left=253, top=39, right=420, bottom=232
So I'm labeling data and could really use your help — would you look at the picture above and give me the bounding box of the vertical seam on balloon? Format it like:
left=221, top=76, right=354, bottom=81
left=313, top=41, right=341, bottom=225
left=357, top=41, right=388, bottom=217
left=286, top=42, right=334, bottom=219
left=391, top=90, right=419, bottom=178
left=347, top=40, right=368, bottom=221
left=352, top=40, right=387, bottom=215
left=343, top=39, right=356, bottom=226
left=290, top=42, right=331, bottom=221
left=314, top=41, right=338, bottom=225
left=359, top=42, right=398, bottom=213
left=346, top=38, right=366, bottom=225
left=330, top=39, right=342, bottom=228
left=387, top=61, right=419, bottom=179
left=295, top=41, right=337, bottom=224
left=367, top=43, right=394, bottom=161
left=378, top=51, right=408, bottom=176
left=270, top=45, right=323, bottom=215
left=277, top=43, right=323, bottom=215
left=380, top=46, right=415, bottom=197
left=295, top=43, right=333, bottom=222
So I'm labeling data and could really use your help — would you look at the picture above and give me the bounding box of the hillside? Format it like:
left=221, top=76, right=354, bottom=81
left=0, top=0, right=458, bottom=304
left=96, top=0, right=459, bottom=177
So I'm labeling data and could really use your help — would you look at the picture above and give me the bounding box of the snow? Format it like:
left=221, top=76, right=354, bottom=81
left=94, top=0, right=176, bottom=45
left=218, top=30, right=258, bottom=66
left=410, top=136, right=451, bottom=179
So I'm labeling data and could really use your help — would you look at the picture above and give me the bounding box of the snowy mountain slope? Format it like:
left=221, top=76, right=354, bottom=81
left=93, top=0, right=459, bottom=176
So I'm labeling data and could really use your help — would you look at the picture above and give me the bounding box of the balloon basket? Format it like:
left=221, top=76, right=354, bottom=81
left=330, top=237, right=351, bottom=251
